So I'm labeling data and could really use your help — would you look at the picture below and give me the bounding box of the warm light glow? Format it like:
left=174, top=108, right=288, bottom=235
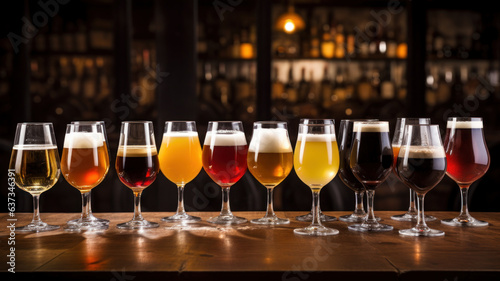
left=275, top=4, right=305, bottom=34
left=240, top=43, right=254, bottom=59
left=284, top=20, right=295, bottom=33
left=397, top=43, right=408, bottom=59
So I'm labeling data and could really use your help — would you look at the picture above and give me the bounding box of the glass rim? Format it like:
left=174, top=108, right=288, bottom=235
left=340, top=118, right=378, bottom=123
left=17, top=122, right=53, bottom=126
left=353, top=121, right=389, bottom=125
left=299, top=118, right=334, bottom=124
left=254, top=121, right=287, bottom=124
left=164, top=120, right=196, bottom=124
left=405, top=124, right=440, bottom=127
left=122, top=120, right=153, bottom=124
left=71, top=120, right=105, bottom=124
left=396, top=117, right=431, bottom=121
left=447, top=117, right=483, bottom=121
left=208, top=120, right=242, bottom=124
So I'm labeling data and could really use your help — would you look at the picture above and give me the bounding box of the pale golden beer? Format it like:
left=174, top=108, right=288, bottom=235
left=158, top=132, right=202, bottom=185
left=294, top=134, right=339, bottom=191
left=61, top=132, right=109, bottom=193
left=9, top=145, right=60, bottom=195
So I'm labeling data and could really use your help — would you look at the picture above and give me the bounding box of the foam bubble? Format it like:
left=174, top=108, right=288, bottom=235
left=296, top=133, right=336, bottom=143
left=204, top=131, right=247, bottom=146
left=248, top=128, right=292, bottom=153
left=447, top=120, right=483, bottom=129
left=117, top=145, right=157, bottom=157
left=353, top=122, right=389, bottom=133
left=398, top=146, right=446, bottom=159
left=64, top=132, right=105, bottom=148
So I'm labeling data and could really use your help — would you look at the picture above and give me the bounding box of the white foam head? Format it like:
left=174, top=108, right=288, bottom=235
left=163, top=131, right=198, bottom=138
left=117, top=145, right=157, bottom=157
left=64, top=132, right=105, bottom=148
left=447, top=120, right=483, bottom=129
left=249, top=128, right=292, bottom=153
left=398, top=146, right=446, bottom=159
left=296, top=133, right=336, bottom=143
left=13, top=144, right=57, bottom=150
left=353, top=122, right=389, bottom=133
left=204, top=131, right=247, bottom=146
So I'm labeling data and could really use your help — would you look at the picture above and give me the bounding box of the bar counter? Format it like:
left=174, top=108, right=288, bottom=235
left=2, top=211, right=500, bottom=280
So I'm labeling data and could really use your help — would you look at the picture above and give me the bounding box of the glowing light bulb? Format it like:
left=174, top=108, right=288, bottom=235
left=284, top=20, right=295, bottom=33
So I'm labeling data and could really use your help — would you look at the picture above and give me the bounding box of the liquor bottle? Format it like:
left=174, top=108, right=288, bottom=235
left=320, top=65, right=333, bottom=109
left=346, top=25, right=356, bottom=58
left=425, top=66, right=438, bottom=107
left=62, top=21, right=75, bottom=52
left=357, top=66, right=374, bottom=102
left=200, top=62, right=214, bottom=101
left=450, top=66, right=464, bottom=103
left=435, top=68, right=452, bottom=105
left=378, top=26, right=388, bottom=58
left=285, top=65, right=298, bottom=104
left=380, top=64, right=395, bottom=100
left=321, top=13, right=335, bottom=59
left=334, top=24, right=345, bottom=58
left=234, top=63, right=252, bottom=103
left=232, top=33, right=240, bottom=58
left=271, top=67, right=284, bottom=101
left=455, top=34, right=469, bottom=59
left=239, top=26, right=254, bottom=59
left=214, top=62, right=231, bottom=108
left=298, top=67, right=310, bottom=103
left=310, top=21, right=321, bottom=58
left=197, top=23, right=208, bottom=58
left=386, top=27, right=397, bottom=58
left=333, top=66, right=347, bottom=102
left=470, top=20, right=482, bottom=59
left=433, top=29, right=445, bottom=59
left=75, top=20, right=88, bottom=53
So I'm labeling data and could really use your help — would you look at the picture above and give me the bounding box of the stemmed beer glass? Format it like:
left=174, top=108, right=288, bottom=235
left=397, top=125, right=447, bottom=236
left=61, top=122, right=109, bottom=231
left=441, top=117, right=490, bottom=227
left=9, top=123, right=61, bottom=232
left=295, top=119, right=337, bottom=222
left=349, top=121, right=393, bottom=232
left=202, top=121, right=248, bottom=224
left=391, top=118, right=436, bottom=222
left=159, top=121, right=202, bottom=223
left=293, top=121, right=339, bottom=236
left=116, top=121, right=160, bottom=229
left=247, top=121, right=293, bottom=225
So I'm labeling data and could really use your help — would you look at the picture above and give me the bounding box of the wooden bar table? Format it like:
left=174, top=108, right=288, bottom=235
left=2, top=211, right=500, bottom=280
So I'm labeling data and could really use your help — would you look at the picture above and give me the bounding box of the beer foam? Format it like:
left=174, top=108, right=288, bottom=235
left=13, top=144, right=57, bottom=150
left=248, top=128, right=292, bottom=153
left=117, top=145, right=157, bottom=157
left=163, top=131, right=199, bottom=139
left=447, top=120, right=483, bottom=129
left=203, top=131, right=247, bottom=146
left=353, top=122, right=389, bottom=133
left=398, top=146, right=446, bottom=159
left=296, top=133, right=336, bottom=143
left=63, top=132, right=105, bottom=148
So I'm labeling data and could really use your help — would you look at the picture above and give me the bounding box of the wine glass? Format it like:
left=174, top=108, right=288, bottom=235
left=68, top=121, right=109, bottom=226
left=441, top=117, right=490, bottom=227
left=116, top=121, right=160, bottom=229
left=349, top=121, right=393, bottom=232
left=202, top=121, right=248, bottom=224
left=247, top=121, right=293, bottom=225
left=159, top=121, right=202, bottom=223
left=295, top=119, right=337, bottom=222
left=391, top=118, right=436, bottom=222
left=338, top=119, right=381, bottom=222
left=61, top=122, right=109, bottom=231
left=293, top=121, right=339, bottom=236
left=9, top=123, right=61, bottom=232
left=397, top=124, right=447, bottom=236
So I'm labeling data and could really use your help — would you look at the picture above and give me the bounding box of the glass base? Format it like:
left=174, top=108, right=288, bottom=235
left=296, top=212, right=337, bottom=222
left=16, top=222, right=60, bottom=233
left=161, top=213, right=201, bottom=223
left=294, top=225, right=339, bottom=236
left=391, top=212, right=436, bottom=222
left=67, top=214, right=109, bottom=225
left=339, top=213, right=381, bottom=222
left=207, top=214, right=247, bottom=225
left=251, top=215, right=290, bottom=225
left=64, top=218, right=109, bottom=231
left=348, top=223, right=393, bottom=232
left=441, top=217, right=488, bottom=227
left=399, top=227, right=445, bottom=237
left=117, top=219, right=159, bottom=229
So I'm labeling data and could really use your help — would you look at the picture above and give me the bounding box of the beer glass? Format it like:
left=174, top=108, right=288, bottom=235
left=295, top=119, right=337, bottom=222
left=61, top=123, right=109, bottom=231
left=159, top=121, right=202, bottom=223
left=247, top=121, right=293, bottom=225
left=9, top=123, right=61, bottom=232
left=338, top=119, right=380, bottom=222
left=349, top=121, right=393, bottom=232
left=391, top=118, right=436, bottom=222
left=69, top=121, right=109, bottom=226
left=441, top=117, right=490, bottom=227
left=397, top=125, right=447, bottom=236
left=293, top=121, right=339, bottom=236
left=116, top=121, right=159, bottom=229
left=202, top=121, right=248, bottom=224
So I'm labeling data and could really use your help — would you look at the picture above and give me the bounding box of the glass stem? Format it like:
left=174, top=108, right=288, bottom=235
left=220, top=186, right=232, bottom=217
left=31, top=194, right=42, bottom=225
left=415, top=193, right=428, bottom=231
left=176, top=185, right=186, bottom=215
left=365, top=190, right=378, bottom=224
left=408, top=189, right=417, bottom=213
left=265, top=187, right=276, bottom=218
left=458, top=184, right=471, bottom=220
left=132, top=191, right=144, bottom=221
left=311, top=190, right=322, bottom=227
left=353, top=191, right=365, bottom=215
left=81, top=191, right=91, bottom=221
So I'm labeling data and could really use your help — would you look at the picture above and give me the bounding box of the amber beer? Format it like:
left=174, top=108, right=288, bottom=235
left=9, top=145, right=60, bottom=195
left=116, top=145, right=160, bottom=193
left=247, top=128, right=293, bottom=187
left=444, top=120, right=490, bottom=184
left=61, top=132, right=109, bottom=193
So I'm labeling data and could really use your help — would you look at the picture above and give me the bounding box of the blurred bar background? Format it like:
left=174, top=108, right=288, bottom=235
left=1, top=0, right=499, bottom=213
